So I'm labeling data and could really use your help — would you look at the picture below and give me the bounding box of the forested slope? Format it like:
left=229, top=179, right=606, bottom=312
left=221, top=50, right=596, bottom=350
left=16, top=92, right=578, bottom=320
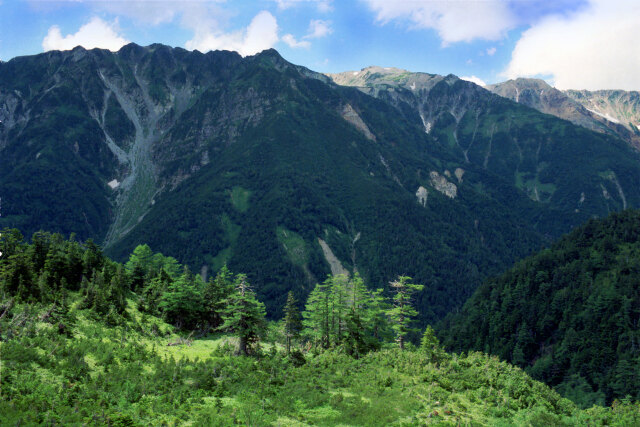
left=442, top=209, right=640, bottom=406
left=4, top=45, right=640, bottom=324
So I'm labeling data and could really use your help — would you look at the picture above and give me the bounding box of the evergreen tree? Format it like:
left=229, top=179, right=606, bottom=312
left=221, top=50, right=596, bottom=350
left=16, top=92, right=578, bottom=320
left=329, top=274, right=349, bottom=345
left=140, top=269, right=171, bottom=315
left=283, top=291, right=302, bottom=354
left=125, top=244, right=154, bottom=274
left=202, top=264, right=234, bottom=331
left=365, top=287, right=391, bottom=342
left=387, top=275, right=423, bottom=350
left=0, top=228, right=24, bottom=260
left=344, top=307, right=367, bottom=358
left=219, top=274, right=266, bottom=356
left=302, top=280, right=331, bottom=348
left=420, top=325, right=445, bottom=364
left=159, top=266, right=204, bottom=329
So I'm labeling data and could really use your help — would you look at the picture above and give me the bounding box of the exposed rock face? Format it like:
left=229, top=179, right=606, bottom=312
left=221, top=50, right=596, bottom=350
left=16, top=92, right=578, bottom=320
left=487, top=78, right=640, bottom=150
left=328, top=65, right=637, bottom=219
left=328, top=66, right=443, bottom=96
left=565, top=89, right=640, bottom=136
left=416, top=186, right=429, bottom=206
left=318, top=238, right=349, bottom=277
left=341, top=104, right=376, bottom=141
left=430, top=171, right=457, bottom=198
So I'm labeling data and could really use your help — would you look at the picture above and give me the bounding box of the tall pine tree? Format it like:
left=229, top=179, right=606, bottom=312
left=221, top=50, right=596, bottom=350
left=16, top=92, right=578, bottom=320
left=283, top=291, right=302, bottom=354
left=219, top=274, right=266, bottom=356
left=387, top=276, right=423, bottom=350
left=302, top=279, right=332, bottom=348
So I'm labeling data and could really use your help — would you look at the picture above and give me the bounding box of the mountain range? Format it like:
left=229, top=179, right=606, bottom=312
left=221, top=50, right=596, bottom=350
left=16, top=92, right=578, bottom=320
left=486, top=78, right=640, bottom=150
left=2, top=44, right=640, bottom=321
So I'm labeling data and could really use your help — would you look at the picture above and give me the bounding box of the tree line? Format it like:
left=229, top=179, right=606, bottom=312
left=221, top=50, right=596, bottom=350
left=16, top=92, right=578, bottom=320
left=1, top=228, right=440, bottom=358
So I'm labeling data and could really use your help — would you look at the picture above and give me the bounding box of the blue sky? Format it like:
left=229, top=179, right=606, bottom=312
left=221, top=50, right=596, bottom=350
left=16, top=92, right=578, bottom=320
left=1, top=0, right=638, bottom=90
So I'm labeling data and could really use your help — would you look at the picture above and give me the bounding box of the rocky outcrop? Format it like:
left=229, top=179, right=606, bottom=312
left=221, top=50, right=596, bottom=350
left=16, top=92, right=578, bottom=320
left=487, top=79, right=640, bottom=150
left=341, top=104, right=376, bottom=141
left=318, top=238, right=349, bottom=277
left=416, top=186, right=429, bottom=206
left=430, top=171, right=457, bottom=199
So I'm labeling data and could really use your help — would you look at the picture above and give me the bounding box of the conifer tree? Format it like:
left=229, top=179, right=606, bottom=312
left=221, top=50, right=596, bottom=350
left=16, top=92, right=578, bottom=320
left=386, top=275, right=423, bottom=350
left=365, top=287, right=391, bottom=342
left=329, top=274, right=349, bottom=345
left=420, top=325, right=445, bottom=363
left=140, top=269, right=171, bottom=315
left=283, top=291, right=302, bottom=354
left=219, top=274, right=266, bottom=356
left=125, top=244, right=154, bottom=274
left=202, top=264, right=234, bottom=330
left=302, top=279, right=331, bottom=348
left=159, top=266, right=204, bottom=329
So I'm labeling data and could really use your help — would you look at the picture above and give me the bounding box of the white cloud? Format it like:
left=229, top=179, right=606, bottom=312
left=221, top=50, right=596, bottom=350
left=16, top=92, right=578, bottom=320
left=185, top=11, right=279, bottom=57
left=282, top=19, right=332, bottom=49
left=274, top=0, right=333, bottom=12
left=486, top=47, right=497, bottom=56
left=88, top=0, right=227, bottom=27
left=282, top=34, right=311, bottom=49
left=504, top=0, right=640, bottom=90
left=317, top=1, right=333, bottom=13
left=363, top=0, right=516, bottom=44
left=306, top=19, right=332, bottom=39
left=42, top=17, right=129, bottom=52
left=461, top=75, right=487, bottom=86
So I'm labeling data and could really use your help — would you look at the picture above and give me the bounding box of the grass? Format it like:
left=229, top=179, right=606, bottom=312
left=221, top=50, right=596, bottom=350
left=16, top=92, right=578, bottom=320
left=230, top=186, right=251, bottom=213
left=276, top=226, right=309, bottom=267
left=3, top=296, right=640, bottom=426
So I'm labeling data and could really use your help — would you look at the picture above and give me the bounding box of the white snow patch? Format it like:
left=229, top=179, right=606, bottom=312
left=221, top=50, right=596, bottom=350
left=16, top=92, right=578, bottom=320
left=36, top=152, right=41, bottom=159
left=410, top=82, right=416, bottom=90
left=352, top=71, right=359, bottom=76
left=107, top=179, right=120, bottom=189
left=586, top=108, right=621, bottom=124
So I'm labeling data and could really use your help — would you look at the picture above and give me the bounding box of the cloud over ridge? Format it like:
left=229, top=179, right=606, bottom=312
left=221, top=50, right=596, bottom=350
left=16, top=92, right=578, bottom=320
left=504, top=0, right=640, bottom=90
left=42, top=17, right=129, bottom=52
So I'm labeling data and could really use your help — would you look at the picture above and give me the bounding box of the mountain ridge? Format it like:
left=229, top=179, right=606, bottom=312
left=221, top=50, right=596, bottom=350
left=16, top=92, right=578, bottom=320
left=486, top=78, right=640, bottom=150
left=3, top=44, right=640, bottom=322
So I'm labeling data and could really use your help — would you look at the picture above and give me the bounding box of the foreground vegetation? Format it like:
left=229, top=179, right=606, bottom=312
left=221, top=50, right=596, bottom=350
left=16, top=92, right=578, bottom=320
left=1, top=227, right=639, bottom=425
left=3, top=298, right=640, bottom=426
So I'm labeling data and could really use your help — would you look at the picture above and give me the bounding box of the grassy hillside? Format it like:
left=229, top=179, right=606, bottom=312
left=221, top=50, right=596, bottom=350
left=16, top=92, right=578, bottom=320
left=3, top=294, right=640, bottom=426
left=2, top=228, right=639, bottom=425
left=442, top=209, right=640, bottom=407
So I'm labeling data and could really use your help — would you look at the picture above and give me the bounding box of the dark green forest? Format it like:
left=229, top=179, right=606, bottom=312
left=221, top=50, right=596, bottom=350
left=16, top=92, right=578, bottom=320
left=442, top=209, right=640, bottom=407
